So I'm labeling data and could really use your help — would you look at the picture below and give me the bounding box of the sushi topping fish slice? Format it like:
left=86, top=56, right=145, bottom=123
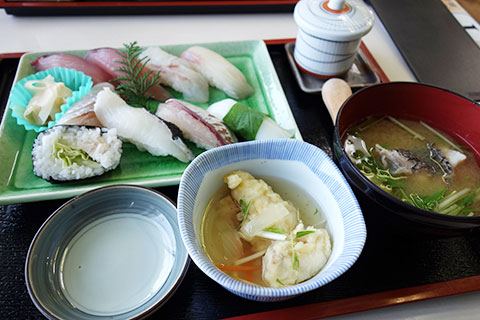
left=32, top=125, right=122, bottom=182
left=57, top=82, right=114, bottom=127
left=94, top=88, right=194, bottom=163
left=140, top=47, right=209, bottom=103
left=31, top=53, right=114, bottom=84
left=180, top=46, right=254, bottom=100
left=156, top=99, right=237, bottom=150
left=108, top=42, right=172, bottom=109
left=85, top=46, right=172, bottom=103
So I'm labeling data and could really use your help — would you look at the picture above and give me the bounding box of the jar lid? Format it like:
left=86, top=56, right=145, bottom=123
left=294, top=0, right=374, bottom=42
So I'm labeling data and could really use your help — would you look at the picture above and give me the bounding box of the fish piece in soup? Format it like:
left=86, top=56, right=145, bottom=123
left=202, top=170, right=332, bottom=287
left=224, top=170, right=298, bottom=245
left=262, top=223, right=331, bottom=288
left=344, top=116, right=480, bottom=216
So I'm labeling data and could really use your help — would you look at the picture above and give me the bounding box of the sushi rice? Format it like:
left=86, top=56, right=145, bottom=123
left=32, top=125, right=122, bottom=181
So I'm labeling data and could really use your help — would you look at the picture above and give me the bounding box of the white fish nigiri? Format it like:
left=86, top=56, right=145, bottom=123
left=156, top=99, right=237, bottom=150
left=57, top=82, right=114, bottom=127
left=94, top=88, right=194, bottom=163
left=140, top=47, right=210, bottom=103
left=208, top=99, right=292, bottom=141
left=180, top=46, right=254, bottom=100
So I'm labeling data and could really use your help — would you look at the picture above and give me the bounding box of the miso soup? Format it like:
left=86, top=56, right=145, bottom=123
left=343, top=116, right=480, bottom=216
left=201, top=170, right=332, bottom=287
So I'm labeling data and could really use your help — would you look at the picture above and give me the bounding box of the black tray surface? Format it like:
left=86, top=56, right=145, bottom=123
left=1, top=44, right=480, bottom=319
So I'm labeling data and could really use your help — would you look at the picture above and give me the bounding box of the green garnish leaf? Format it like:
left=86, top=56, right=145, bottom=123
left=113, top=41, right=162, bottom=112
left=239, top=199, right=252, bottom=221
left=290, top=234, right=299, bottom=270
left=223, top=102, right=268, bottom=140
left=400, top=188, right=479, bottom=216
left=348, top=142, right=407, bottom=192
left=296, top=230, right=316, bottom=238
left=263, top=227, right=285, bottom=234
left=236, top=199, right=252, bottom=231
left=348, top=134, right=479, bottom=217
left=276, top=279, right=285, bottom=286
left=313, top=208, right=319, bottom=215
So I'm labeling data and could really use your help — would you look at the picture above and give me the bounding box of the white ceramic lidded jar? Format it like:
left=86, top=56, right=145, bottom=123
left=293, top=0, right=374, bottom=78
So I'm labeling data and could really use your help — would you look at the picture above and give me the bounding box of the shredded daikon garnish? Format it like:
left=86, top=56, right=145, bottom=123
left=233, top=250, right=266, bottom=266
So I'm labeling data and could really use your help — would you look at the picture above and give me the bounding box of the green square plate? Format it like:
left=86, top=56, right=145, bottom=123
left=0, top=40, right=302, bottom=205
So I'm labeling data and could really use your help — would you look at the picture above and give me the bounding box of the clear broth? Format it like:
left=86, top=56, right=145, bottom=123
left=201, top=176, right=327, bottom=286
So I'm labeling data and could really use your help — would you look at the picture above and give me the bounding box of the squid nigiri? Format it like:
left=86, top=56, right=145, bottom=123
left=180, top=46, right=254, bottom=100
left=85, top=47, right=172, bottom=102
left=156, top=99, right=237, bottom=150
left=140, top=47, right=209, bottom=103
left=94, top=88, right=194, bottom=163
left=31, top=53, right=113, bottom=84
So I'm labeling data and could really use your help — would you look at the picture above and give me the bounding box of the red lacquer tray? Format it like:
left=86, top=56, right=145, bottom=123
left=0, top=0, right=297, bottom=15
left=0, top=39, right=479, bottom=319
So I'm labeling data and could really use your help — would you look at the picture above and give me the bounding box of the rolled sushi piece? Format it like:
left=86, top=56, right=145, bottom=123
left=156, top=99, right=237, bottom=150
left=207, top=98, right=292, bottom=141
left=180, top=46, right=254, bottom=100
left=94, top=88, right=194, bottom=163
left=32, top=125, right=122, bottom=182
left=140, top=47, right=210, bottom=103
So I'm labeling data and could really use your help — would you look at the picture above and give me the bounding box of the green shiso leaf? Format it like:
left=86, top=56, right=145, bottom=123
left=145, top=99, right=161, bottom=114
left=223, top=102, right=266, bottom=140
left=53, top=140, right=101, bottom=168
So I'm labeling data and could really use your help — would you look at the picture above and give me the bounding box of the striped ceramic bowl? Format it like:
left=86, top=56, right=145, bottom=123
left=177, top=139, right=366, bottom=301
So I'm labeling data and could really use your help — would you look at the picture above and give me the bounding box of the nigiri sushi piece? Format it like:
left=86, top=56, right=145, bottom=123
left=32, top=125, right=122, bottom=182
left=31, top=54, right=113, bottom=84
left=156, top=99, right=237, bottom=150
left=180, top=46, right=254, bottom=100
left=85, top=47, right=172, bottom=102
left=94, top=88, right=194, bottom=163
left=208, top=99, right=292, bottom=140
left=57, top=82, right=114, bottom=127
left=140, top=47, right=209, bottom=103
left=84, top=47, right=123, bottom=79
